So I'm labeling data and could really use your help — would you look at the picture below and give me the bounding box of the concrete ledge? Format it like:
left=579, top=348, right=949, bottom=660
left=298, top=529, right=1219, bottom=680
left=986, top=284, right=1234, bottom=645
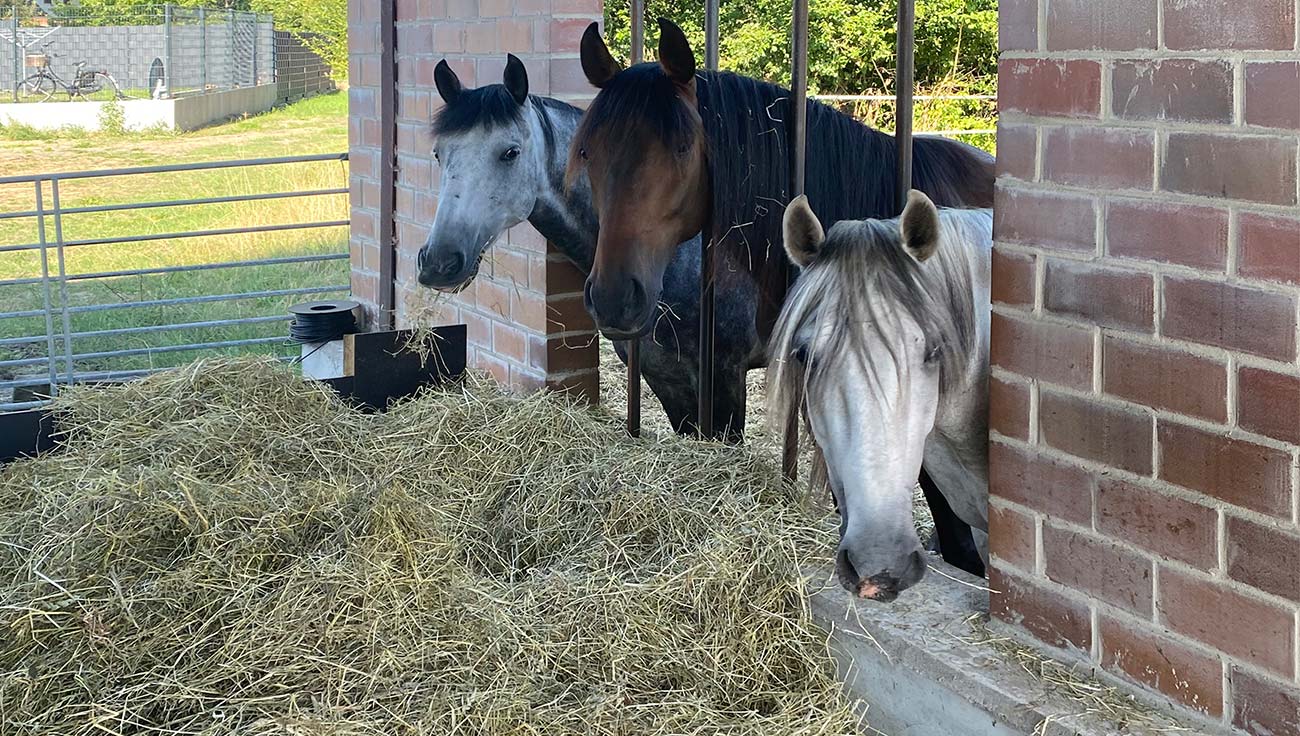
left=0, top=84, right=278, bottom=132
left=809, top=560, right=1227, bottom=735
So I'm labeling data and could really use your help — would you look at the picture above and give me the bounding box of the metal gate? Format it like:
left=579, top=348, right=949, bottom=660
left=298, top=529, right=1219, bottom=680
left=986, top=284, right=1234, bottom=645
left=620, top=0, right=918, bottom=482
left=0, top=153, right=350, bottom=411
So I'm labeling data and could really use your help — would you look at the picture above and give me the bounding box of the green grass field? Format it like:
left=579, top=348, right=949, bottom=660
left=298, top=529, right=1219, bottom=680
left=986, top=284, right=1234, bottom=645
left=0, top=92, right=351, bottom=391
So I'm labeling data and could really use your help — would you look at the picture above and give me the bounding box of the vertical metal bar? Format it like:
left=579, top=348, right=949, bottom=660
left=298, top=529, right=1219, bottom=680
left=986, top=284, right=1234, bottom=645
left=251, top=13, right=258, bottom=86
left=229, top=8, right=236, bottom=89
left=34, top=181, right=59, bottom=397
left=697, top=0, right=720, bottom=439
left=896, top=0, right=916, bottom=214
left=50, top=179, right=73, bottom=386
left=199, top=7, right=206, bottom=92
left=377, top=0, right=397, bottom=329
left=625, top=0, right=644, bottom=438
left=163, top=3, right=172, bottom=97
left=704, top=0, right=719, bottom=72
left=630, top=0, right=644, bottom=62
left=11, top=7, right=19, bottom=104
left=782, top=0, right=810, bottom=483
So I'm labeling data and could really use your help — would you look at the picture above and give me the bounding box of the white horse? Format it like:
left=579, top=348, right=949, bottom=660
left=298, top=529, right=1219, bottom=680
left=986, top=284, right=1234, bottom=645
left=769, top=190, right=992, bottom=601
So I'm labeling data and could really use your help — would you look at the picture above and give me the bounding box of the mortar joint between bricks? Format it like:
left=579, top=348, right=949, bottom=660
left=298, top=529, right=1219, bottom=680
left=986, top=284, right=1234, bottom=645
left=1226, top=354, right=1238, bottom=428
left=1215, top=508, right=1228, bottom=577
left=1221, top=654, right=1233, bottom=725
left=1233, top=56, right=1246, bottom=128
left=995, top=433, right=1297, bottom=533
left=1035, top=0, right=1045, bottom=52
left=1295, top=609, right=1300, bottom=687
left=1033, top=512, right=1046, bottom=576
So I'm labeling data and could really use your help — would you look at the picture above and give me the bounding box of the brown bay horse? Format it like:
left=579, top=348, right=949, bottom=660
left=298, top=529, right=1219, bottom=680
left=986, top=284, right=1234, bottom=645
left=568, top=19, right=995, bottom=578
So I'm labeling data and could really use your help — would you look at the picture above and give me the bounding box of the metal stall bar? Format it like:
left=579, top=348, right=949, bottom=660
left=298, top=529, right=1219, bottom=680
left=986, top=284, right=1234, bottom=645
left=0, top=315, right=292, bottom=348
left=163, top=3, right=173, bottom=97
left=0, top=221, right=349, bottom=254
left=697, top=0, right=720, bottom=439
left=34, top=182, right=58, bottom=397
left=896, top=0, right=916, bottom=213
left=200, top=7, right=207, bottom=93
left=782, top=0, right=810, bottom=482
left=0, top=153, right=350, bottom=185
left=625, top=0, right=645, bottom=439
left=0, top=286, right=350, bottom=324
left=0, top=253, right=349, bottom=287
left=378, top=0, right=397, bottom=330
left=50, top=180, right=74, bottom=387
left=11, top=8, right=18, bottom=103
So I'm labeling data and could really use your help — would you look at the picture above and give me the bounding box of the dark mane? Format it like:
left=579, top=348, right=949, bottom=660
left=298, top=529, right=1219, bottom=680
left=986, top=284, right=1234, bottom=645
left=694, top=71, right=993, bottom=325
left=570, top=66, right=993, bottom=332
left=569, top=63, right=701, bottom=173
left=433, top=85, right=577, bottom=153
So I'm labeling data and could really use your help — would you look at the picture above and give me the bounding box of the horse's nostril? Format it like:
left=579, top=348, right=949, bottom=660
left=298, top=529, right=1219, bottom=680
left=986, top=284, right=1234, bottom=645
left=583, top=279, right=596, bottom=312
left=432, top=252, right=464, bottom=277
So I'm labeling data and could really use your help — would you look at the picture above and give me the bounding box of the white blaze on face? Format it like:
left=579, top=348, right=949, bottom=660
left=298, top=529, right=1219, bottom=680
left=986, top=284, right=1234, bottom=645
left=801, top=292, right=937, bottom=592
left=776, top=190, right=950, bottom=599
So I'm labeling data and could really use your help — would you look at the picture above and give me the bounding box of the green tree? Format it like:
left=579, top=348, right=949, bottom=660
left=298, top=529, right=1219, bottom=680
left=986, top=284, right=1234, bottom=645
left=248, top=0, right=346, bottom=79
left=602, top=0, right=996, bottom=95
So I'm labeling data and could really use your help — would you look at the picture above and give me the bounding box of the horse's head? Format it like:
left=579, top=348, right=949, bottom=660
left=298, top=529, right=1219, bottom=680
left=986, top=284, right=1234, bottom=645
left=419, top=55, right=546, bottom=290
left=568, top=19, right=710, bottom=338
left=770, top=191, right=958, bottom=602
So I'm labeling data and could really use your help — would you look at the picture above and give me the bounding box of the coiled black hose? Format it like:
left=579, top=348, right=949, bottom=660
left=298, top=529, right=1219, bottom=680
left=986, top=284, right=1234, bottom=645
left=288, top=301, right=359, bottom=344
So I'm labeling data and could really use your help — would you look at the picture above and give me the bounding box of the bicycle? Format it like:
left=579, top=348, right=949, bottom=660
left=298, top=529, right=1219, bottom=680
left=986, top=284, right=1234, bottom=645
left=15, top=45, right=126, bottom=103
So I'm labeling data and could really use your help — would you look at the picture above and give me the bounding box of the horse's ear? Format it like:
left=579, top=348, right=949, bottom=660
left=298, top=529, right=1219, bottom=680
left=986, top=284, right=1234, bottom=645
left=580, top=23, right=621, bottom=88
left=783, top=195, right=824, bottom=268
left=656, top=17, right=696, bottom=84
left=900, top=189, right=941, bottom=262
left=503, top=53, right=528, bottom=105
left=434, top=60, right=463, bottom=105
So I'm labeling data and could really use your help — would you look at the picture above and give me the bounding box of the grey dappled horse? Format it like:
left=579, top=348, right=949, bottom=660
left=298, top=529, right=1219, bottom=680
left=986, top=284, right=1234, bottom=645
left=416, top=55, right=743, bottom=438
left=769, top=192, right=993, bottom=601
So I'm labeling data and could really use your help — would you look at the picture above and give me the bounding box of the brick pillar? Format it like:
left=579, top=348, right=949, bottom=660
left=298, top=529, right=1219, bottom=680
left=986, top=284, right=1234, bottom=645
left=991, top=2, right=1300, bottom=734
left=347, top=0, right=385, bottom=316
left=348, top=0, right=603, bottom=400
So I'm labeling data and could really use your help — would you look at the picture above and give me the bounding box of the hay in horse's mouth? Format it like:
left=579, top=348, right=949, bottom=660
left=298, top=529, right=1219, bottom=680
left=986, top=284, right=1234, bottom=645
left=0, top=356, right=861, bottom=734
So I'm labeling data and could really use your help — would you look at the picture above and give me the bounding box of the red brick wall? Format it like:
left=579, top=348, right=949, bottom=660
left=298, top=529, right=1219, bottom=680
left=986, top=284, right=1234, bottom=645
left=348, top=0, right=602, bottom=398
left=991, top=2, right=1300, bottom=733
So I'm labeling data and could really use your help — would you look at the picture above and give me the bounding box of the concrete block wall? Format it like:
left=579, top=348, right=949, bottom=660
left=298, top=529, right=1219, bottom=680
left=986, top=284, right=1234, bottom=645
left=990, top=1, right=1300, bottom=734
left=348, top=0, right=603, bottom=399
left=0, top=22, right=274, bottom=94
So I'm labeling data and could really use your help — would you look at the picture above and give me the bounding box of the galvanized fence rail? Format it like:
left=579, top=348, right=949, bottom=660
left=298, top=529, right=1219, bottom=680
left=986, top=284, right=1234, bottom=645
left=0, top=152, right=350, bottom=411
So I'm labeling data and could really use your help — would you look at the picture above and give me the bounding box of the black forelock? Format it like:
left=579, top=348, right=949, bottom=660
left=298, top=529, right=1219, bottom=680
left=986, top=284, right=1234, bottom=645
left=432, top=84, right=524, bottom=136
left=574, top=63, right=699, bottom=154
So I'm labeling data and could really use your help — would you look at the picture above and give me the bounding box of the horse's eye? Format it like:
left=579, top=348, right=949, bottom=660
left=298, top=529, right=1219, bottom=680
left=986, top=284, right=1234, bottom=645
left=501, top=146, right=521, bottom=162
left=793, top=345, right=809, bottom=364
left=925, top=345, right=942, bottom=364
left=578, top=147, right=588, bottom=161
left=433, top=150, right=440, bottom=162
left=676, top=143, right=690, bottom=156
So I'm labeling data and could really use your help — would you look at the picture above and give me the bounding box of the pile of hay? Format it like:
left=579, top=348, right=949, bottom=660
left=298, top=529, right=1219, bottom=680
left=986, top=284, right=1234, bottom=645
left=0, top=358, right=861, bottom=735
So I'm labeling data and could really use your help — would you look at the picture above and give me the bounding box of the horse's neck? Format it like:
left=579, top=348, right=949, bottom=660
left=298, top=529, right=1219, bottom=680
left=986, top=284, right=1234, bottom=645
left=526, top=98, right=598, bottom=271
left=930, top=214, right=993, bottom=476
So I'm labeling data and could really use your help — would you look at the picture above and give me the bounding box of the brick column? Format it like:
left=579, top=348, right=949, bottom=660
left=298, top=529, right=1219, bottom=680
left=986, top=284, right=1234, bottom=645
left=348, top=0, right=603, bottom=400
left=991, top=2, right=1300, bottom=734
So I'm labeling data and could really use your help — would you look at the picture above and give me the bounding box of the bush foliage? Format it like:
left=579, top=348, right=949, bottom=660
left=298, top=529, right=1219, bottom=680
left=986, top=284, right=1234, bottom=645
left=603, top=0, right=998, bottom=95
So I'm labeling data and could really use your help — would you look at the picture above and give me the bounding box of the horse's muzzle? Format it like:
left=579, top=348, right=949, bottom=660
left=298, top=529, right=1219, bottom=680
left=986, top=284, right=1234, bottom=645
left=417, top=246, right=477, bottom=291
left=583, top=275, right=654, bottom=337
